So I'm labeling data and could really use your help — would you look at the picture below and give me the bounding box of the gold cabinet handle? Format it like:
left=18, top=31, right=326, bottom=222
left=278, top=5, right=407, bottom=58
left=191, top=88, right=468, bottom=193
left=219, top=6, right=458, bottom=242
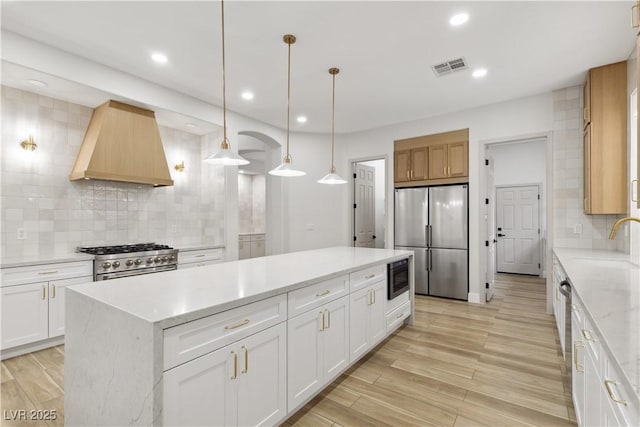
left=241, top=346, right=248, bottom=374
left=410, top=170, right=414, bottom=179
left=326, top=309, right=331, bottom=329
left=574, top=341, right=584, bottom=372
left=571, top=304, right=578, bottom=312
left=42, top=285, right=46, bottom=300
left=195, top=254, right=205, bottom=258
left=406, top=170, right=410, bottom=180
left=632, top=3, right=639, bottom=28
left=51, top=285, right=56, bottom=299
left=368, top=289, right=372, bottom=305
left=604, top=380, right=627, bottom=405
left=225, top=319, right=250, bottom=330
left=372, top=289, right=376, bottom=304
left=365, top=274, right=375, bottom=280
left=38, top=271, right=59, bottom=275
left=632, top=180, right=638, bottom=203
left=443, top=167, right=446, bottom=176
left=319, top=311, right=325, bottom=331
left=230, top=351, right=237, bottom=379
left=316, top=289, right=330, bottom=297
left=582, top=329, right=596, bottom=342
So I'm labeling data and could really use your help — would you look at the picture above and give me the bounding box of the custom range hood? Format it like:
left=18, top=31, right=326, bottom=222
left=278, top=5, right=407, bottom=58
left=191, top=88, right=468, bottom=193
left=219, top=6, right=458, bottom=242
left=69, top=100, right=174, bottom=186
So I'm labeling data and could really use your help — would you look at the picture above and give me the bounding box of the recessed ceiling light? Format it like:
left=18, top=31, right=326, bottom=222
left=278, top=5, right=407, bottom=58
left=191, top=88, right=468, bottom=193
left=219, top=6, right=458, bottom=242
left=472, top=68, right=488, bottom=78
left=296, top=116, right=307, bottom=123
left=184, top=123, right=197, bottom=128
left=241, top=91, right=254, bottom=100
left=26, top=79, right=48, bottom=87
left=449, top=13, right=469, bottom=27
left=151, top=53, right=168, bottom=64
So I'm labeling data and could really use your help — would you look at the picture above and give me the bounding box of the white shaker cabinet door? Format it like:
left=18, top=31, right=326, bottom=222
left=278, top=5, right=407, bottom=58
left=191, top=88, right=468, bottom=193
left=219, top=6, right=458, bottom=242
left=584, top=350, right=602, bottom=427
left=236, top=322, right=287, bottom=427
left=1, top=283, right=48, bottom=349
left=369, top=281, right=387, bottom=346
left=349, top=286, right=370, bottom=363
left=287, top=307, right=323, bottom=411
left=322, top=295, right=349, bottom=383
left=48, top=276, right=91, bottom=338
left=163, top=344, right=236, bottom=427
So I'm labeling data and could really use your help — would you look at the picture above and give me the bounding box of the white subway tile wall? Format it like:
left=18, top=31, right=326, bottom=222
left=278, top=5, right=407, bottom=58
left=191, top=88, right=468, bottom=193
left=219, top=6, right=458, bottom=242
left=552, top=85, right=622, bottom=251
left=237, top=173, right=266, bottom=234
left=1, top=86, right=225, bottom=258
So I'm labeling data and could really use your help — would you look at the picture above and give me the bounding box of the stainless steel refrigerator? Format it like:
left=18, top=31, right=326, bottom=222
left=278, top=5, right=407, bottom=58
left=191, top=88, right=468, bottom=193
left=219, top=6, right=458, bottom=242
left=395, top=185, right=468, bottom=300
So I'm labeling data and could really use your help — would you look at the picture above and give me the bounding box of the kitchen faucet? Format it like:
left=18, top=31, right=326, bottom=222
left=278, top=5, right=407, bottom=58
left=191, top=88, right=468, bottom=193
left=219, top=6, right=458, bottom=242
left=608, top=217, right=640, bottom=240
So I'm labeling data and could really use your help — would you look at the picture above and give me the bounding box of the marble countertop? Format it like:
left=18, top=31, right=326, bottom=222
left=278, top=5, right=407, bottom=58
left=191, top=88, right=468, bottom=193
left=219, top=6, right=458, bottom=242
left=67, top=246, right=411, bottom=329
left=553, top=248, right=640, bottom=399
left=0, top=252, right=95, bottom=269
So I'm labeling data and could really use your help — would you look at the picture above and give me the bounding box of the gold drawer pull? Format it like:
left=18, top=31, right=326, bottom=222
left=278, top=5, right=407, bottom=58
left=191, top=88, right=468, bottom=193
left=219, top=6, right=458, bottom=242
left=582, top=329, right=596, bottom=342
left=230, top=351, right=237, bottom=379
left=316, top=289, right=330, bottom=297
left=365, top=274, right=376, bottom=280
left=574, top=341, right=584, bottom=373
left=38, top=271, right=59, bottom=275
left=225, top=319, right=250, bottom=330
left=194, top=254, right=205, bottom=258
left=604, top=380, right=627, bottom=406
left=241, top=346, right=248, bottom=374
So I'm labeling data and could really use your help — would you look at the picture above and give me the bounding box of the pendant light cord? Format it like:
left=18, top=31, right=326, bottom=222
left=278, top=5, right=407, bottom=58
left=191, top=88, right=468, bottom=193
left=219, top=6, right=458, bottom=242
left=221, top=0, right=228, bottom=147
left=285, top=39, right=291, bottom=159
left=331, top=72, right=336, bottom=170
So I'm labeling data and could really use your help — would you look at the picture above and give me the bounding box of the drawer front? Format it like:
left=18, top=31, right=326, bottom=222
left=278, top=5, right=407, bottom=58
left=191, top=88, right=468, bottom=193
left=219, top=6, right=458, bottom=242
left=179, top=249, right=223, bottom=265
left=603, top=357, right=640, bottom=427
left=386, top=290, right=410, bottom=315
left=386, top=300, right=411, bottom=333
left=163, top=293, right=287, bottom=371
left=178, top=260, right=222, bottom=270
left=288, top=275, right=348, bottom=318
left=251, top=234, right=265, bottom=242
left=349, top=264, right=386, bottom=292
left=239, top=235, right=251, bottom=243
left=0, top=261, right=93, bottom=287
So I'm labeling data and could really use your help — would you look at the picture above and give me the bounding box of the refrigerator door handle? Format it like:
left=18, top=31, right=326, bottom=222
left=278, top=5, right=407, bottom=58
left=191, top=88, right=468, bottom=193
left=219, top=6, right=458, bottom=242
left=429, top=249, right=433, bottom=271
left=425, top=225, right=429, bottom=247
left=426, top=249, right=431, bottom=271
left=429, top=225, right=433, bottom=247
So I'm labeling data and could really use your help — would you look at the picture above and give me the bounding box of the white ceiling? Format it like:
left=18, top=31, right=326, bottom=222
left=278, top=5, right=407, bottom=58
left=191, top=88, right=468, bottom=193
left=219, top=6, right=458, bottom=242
left=1, top=1, right=636, bottom=134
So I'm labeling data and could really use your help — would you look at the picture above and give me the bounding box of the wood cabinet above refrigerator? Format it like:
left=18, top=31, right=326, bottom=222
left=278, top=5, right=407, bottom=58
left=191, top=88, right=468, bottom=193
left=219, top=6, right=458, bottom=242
left=394, top=128, right=469, bottom=188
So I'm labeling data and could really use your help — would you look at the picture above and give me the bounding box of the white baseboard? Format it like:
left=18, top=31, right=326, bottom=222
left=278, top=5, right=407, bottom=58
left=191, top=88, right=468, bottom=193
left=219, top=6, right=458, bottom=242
left=1, top=336, right=64, bottom=360
left=468, top=292, right=482, bottom=304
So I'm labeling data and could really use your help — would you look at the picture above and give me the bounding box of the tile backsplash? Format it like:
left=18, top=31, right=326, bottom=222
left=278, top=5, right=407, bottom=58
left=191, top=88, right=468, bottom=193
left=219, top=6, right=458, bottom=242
left=238, top=174, right=265, bottom=234
left=552, top=85, right=622, bottom=251
left=1, top=86, right=226, bottom=258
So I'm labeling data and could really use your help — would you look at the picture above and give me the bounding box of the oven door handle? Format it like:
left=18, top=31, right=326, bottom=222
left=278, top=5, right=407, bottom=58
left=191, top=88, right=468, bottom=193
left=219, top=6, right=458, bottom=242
left=97, top=265, right=177, bottom=281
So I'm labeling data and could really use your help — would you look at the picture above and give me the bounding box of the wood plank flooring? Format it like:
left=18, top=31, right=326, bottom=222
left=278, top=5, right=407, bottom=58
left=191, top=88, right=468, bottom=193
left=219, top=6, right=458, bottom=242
left=0, top=274, right=575, bottom=426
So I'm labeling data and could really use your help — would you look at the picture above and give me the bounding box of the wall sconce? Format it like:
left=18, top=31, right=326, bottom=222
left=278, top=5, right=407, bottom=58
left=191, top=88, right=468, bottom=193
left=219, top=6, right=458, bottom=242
left=20, top=134, right=37, bottom=151
left=174, top=161, right=185, bottom=172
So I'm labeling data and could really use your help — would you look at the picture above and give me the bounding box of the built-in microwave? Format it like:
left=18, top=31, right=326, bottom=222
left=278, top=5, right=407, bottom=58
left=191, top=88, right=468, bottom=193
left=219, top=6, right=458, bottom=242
left=388, top=258, right=409, bottom=300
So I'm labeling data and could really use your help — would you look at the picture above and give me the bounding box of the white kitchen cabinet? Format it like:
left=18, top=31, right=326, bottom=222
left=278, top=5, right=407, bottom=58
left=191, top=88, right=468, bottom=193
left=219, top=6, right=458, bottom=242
left=1, top=282, right=49, bottom=348
left=239, top=241, right=251, bottom=260
left=250, top=240, right=265, bottom=258
left=238, top=234, right=266, bottom=260
left=163, top=322, right=287, bottom=427
left=178, top=248, right=224, bottom=269
left=584, top=346, right=602, bottom=426
left=0, top=261, right=93, bottom=352
left=287, top=295, right=349, bottom=411
left=349, top=280, right=386, bottom=363
left=572, top=309, right=585, bottom=426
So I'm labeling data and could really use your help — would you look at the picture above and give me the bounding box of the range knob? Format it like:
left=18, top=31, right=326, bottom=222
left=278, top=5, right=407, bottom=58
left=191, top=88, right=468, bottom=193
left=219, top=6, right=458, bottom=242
left=161, top=256, right=168, bottom=263
left=154, top=257, right=161, bottom=264
left=112, top=261, right=120, bottom=268
left=126, top=260, right=134, bottom=267
left=146, top=258, right=153, bottom=265
left=102, top=262, right=111, bottom=269
left=168, top=255, right=176, bottom=262
left=135, top=259, right=142, bottom=265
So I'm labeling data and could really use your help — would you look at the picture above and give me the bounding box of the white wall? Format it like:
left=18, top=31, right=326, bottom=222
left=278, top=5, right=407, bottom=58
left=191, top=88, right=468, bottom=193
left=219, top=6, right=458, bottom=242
left=340, top=93, right=554, bottom=303
left=359, top=159, right=386, bottom=249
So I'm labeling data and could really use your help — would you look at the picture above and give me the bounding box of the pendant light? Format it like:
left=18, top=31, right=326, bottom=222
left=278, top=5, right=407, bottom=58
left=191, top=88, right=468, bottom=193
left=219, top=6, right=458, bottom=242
left=269, top=34, right=305, bottom=177
left=318, top=67, right=347, bottom=185
left=204, top=0, right=249, bottom=166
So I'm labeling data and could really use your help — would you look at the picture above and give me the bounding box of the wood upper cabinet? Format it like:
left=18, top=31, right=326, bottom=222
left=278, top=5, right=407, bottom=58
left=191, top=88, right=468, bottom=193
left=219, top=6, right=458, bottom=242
left=394, top=148, right=428, bottom=182
left=394, top=129, right=468, bottom=187
left=583, top=61, right=627, bottom=214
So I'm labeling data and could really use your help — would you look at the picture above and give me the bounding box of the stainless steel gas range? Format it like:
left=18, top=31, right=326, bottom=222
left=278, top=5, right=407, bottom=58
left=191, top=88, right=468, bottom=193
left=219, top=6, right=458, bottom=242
left=78, top=243, right=179, bottom=281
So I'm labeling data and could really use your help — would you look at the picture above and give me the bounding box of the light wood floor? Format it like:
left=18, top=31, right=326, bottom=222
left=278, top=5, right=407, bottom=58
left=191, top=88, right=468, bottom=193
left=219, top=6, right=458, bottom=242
left=0, top=274, right=575, bottom=427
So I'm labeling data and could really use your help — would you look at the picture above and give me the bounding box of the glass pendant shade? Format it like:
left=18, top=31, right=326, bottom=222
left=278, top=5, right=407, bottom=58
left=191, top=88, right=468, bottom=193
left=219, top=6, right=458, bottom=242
left=269, top=155, right=306, bottom=177
left=204, top=142, right=249, bottom=166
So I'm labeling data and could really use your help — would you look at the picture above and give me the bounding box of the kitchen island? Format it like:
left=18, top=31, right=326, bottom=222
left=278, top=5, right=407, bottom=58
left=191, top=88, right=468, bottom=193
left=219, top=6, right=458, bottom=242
left=64, top=246, right=413, bottom=426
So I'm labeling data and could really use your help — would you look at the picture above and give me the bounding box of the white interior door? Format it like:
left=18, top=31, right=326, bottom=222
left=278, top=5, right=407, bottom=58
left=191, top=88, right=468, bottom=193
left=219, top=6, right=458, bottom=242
left=354, top=163, right=375, bottom=247
left=496, top=185, right=541, bottom=275
left=486, top=157, right=496, bottom=301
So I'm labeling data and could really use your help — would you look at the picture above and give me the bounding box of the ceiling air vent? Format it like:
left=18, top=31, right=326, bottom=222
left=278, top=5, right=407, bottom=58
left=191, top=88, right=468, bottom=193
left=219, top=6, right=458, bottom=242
left=432, top=57, right=468, bottom=77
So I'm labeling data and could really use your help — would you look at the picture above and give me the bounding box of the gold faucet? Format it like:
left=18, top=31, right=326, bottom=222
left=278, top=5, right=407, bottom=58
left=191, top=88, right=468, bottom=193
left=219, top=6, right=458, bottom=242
left=609, top=217, right=640, bottom=240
